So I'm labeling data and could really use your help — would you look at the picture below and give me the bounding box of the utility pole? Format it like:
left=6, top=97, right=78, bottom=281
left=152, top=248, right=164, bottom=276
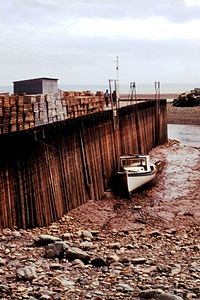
left=155, top=81, right=161, bottom=145
left=116, top=56, right=119, bottom=108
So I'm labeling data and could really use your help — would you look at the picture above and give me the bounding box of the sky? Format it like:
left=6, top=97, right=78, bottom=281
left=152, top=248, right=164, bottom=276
left=1, top=0, right=200, bottom=89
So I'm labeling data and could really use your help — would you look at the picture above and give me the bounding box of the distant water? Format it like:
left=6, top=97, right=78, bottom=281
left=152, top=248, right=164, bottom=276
left=168, top=124, right=200, bottom=147
left=1, top=82, right=199, bottom=94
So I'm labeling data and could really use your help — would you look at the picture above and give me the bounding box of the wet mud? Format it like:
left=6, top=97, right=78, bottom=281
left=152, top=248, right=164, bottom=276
left=0, top=139, right=199, bottom=299
left=68, top=140, right=200, bottom=232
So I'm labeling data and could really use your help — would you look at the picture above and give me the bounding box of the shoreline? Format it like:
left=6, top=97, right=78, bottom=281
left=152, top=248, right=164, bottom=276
left=167, top=102, right=200, bottom=125
left=119, top=94, right=200, bottom=125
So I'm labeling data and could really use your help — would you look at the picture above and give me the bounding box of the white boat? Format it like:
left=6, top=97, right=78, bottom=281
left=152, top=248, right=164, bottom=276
left=117, top=154, right=158, bottom=195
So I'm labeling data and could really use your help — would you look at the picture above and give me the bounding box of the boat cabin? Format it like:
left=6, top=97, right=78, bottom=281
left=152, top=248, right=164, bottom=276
left=120, top=155, right=150, bottom=172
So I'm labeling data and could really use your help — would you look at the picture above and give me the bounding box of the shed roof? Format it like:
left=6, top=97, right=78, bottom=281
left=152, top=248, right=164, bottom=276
left=13, top=77, right=58, bottom=83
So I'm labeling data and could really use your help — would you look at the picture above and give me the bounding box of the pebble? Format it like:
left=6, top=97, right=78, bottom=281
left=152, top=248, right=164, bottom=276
left=44, top=241, right=68, bottom=258
left=91, top=257, right=108, bottom=267
left=116, top=283, right=134, bottom=292
left=132, top=257, right=147, bottom=265
left=16, top=266, right=37, bottom=281
left=65, top=246, right=90, bottom=263
left=34, top=234, right=62, bottom=246
left=139, top=289, right=184, bottom=300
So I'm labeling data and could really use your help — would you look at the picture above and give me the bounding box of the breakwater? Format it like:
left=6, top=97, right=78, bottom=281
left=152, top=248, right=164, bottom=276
left=0, top=100, right=167, bottom=229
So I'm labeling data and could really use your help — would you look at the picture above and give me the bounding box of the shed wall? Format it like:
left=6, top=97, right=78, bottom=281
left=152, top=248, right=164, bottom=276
left=14, top=78, right=58, bottom=95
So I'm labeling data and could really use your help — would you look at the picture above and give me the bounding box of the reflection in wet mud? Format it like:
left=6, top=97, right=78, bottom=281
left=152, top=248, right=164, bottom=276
left=65, top=140, right=200, bottom=232
left=168, top=124, right=200, bottom=147
left=151, top=142, right=199, bottom=202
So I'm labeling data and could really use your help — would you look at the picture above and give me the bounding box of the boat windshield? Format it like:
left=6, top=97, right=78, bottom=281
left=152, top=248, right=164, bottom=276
left=121, top=157, right=147, bottom=168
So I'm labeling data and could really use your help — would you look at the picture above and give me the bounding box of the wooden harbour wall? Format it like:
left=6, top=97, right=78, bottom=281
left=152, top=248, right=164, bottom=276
left=0, top=100, right=167, bottom=229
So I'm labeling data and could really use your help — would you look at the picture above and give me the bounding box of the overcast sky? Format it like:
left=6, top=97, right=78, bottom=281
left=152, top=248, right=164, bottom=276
left=1, top=0, right=200, bottom=89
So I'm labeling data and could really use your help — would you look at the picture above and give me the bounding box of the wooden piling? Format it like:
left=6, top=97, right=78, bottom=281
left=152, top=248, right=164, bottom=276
left=0, top=99, right=167, bottom=229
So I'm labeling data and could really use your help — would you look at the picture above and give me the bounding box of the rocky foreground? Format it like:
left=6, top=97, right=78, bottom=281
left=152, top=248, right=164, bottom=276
left=0, top=141, right=199, bottom=300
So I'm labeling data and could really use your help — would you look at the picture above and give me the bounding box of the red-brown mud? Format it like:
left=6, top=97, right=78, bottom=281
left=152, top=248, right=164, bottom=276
left=0, top=140, right=199, bottom=300
left=67, top=140, right=200, bottom=232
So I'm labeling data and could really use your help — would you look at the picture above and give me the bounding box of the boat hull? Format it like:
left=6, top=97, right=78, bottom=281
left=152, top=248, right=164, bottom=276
left=126, top=169, right=157, bottom=193
left=116, top=154, right=158, bottom=196
left=117, top=167, right=157, bottom=195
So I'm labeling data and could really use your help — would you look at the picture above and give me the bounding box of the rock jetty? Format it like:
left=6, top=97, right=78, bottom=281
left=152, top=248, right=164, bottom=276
left=173, top=88, right=200, bottom=107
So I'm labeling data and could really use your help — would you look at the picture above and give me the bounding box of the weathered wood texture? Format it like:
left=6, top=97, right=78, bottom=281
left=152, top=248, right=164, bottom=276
left=0, top=91, right=104, bottom=134
left=0, top=100, right=167, bottom=229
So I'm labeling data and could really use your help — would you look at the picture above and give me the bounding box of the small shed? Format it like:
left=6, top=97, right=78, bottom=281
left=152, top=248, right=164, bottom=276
left=13, top=77, right=58, bottom=95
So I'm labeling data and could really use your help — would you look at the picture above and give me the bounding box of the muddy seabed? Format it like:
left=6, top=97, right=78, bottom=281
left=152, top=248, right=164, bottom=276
left=68, top=139, right=200, bottom=231
left=0, top=140, right=200, bottom=300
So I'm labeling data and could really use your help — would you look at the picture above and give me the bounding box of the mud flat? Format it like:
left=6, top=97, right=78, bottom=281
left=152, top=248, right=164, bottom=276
left=167, top=103, right=200, bottom=125
left=0, top=140, right=199, bottom=299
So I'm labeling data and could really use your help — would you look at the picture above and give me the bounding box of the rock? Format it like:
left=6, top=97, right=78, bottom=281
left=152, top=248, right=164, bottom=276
left=186, top=292, right=197, bottom=299
left=173, top=89, right=200, bottom=107
left=156, top=290, right=183, bottom=300
left=132, top=257, right=147, bottom=265
left=80, top=241, right=94, bottom=250
left=126, top=243, right=135, bottom=249
left=2, top=228, right=12, bottom=236
left=12, top=231, right=22, bottom=238
left=120, top=267, right=134, bottom=276
left=44, top=241, right=68, bottom=258
left=34, top=234, right=62, bottom=246
left=39, top=295, right=52, bottom=300
left=157, top=264, right=171, bottom=273
left=118, top=257, right=130, bottom=266
left=166, top=228, right=177, bottom=235
left=149, top=230, right=161, bottom=237
left=170, top=264, right=182, bottom=276
left=111, top=262, right=124, bottom=269
left=106, top=254, right=119, bottom=265
left=0, top=258, right=6, bottom=266
left=71, top=259, right=85, bottom=268
left=0, top=284, right=12, bottom=295
left=93, top=290, right=104, bottom=297
left=0, top=268, right=5, bottom=275
left=139, top=289, right=158, bottom=299
left=65, top=247, right=90, bottom=263
left=78, top=230, right=93, bottom=240
left=108, top=242, right=121, bottom=249
left=142, top=266, right=157, bottom=274
left=16, top=266, right=37, bottom=281
left=117, top=283, right=134, bottom=292
left=62, top=233, right=73, bottom=240
left=51, top=276, right=75, bottom=288
left=82, top=230, right=94, bottom=239
left=49, top=263, right=64, bottom=270
left=91, top=257, right=107, bottom=267
left=139, top=289, right=184, bottom=300
left=77, top=276, right=90, bottom=286
left=190, top=262, right=200, bottom=271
